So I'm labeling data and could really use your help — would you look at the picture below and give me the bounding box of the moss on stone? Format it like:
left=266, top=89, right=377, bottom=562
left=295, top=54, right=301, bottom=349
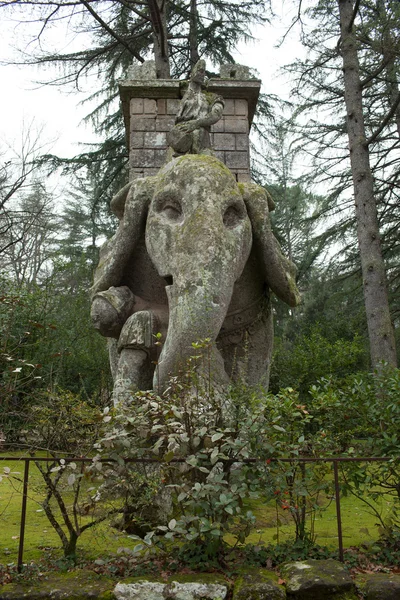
left=233, top=568, right=285, bottom=600
left=281, top=559, right=357, bottom=600
left=0, top=572, right=115, bottom=600
left=167, top=572, right=228, bottom=586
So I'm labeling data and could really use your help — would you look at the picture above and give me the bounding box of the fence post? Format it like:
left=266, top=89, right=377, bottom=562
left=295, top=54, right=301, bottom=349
left=333, top=460, right=344, bottom=562
left=17, top=459, right=30, bottom=573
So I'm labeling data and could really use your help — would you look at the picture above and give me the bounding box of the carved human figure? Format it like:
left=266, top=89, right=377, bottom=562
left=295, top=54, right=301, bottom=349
left=167, top=60, right=224, bottom=155
left=91, top=155, right=300, bottom=406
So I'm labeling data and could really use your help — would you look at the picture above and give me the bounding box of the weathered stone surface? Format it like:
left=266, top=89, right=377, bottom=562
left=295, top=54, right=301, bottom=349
left=144, top=132, right=167, bottom=147
left=213, top=133, right=236, bottom=150
left=235, top=99, right=248, bottom=116
left=0, top=572, right=114, bottom=599
left=127, top=60, right=157, bottom=80
left=233, top=569, right=285, bottom=599
left=129, top=149, right=154, bottom=167
left=114, top=581, right=164, bottom=599
left=223, top=99, right=235, bottom=115
left=91, top=154, right=300, bottom=403
left=224, top=118, right=248, bottom=133
left=225, top=151, right=249, bottom=169
left=356, top=573, right=400, bottom=600
left=167, top=60, right=224, bottom=155
left=130, top=116, right=156, bottom=132
left=235, top=134, right=248, bottom=151
left=114, top=580, right=228, bottom=599
left=220, top=63, right=251, bottom=80
left=281, top=559, right=356, bottom=599
left=130, top=98, right=144, bottom=114
left=144, top=98, right=157, bottom=114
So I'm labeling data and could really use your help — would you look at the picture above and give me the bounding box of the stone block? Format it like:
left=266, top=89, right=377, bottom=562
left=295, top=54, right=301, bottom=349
left=156, top=115, right=175, bottom=131
left=213, top=133, right=236, bottom=151
left=130, top=98, right=144, bottom=114
left=130, top=149, right=154, bottom=168
left=157, top=99, right=166, bottom=114
left=235, top=99, right=248, bottom=116
left=144, top=167, right=160, bottom=176
left=130, top=168, right=145, bottom=179
left=127, top=59, right=157, bottom=80
left=358, top=573, right=400, bottom=600
left=281, top=559, right=356, bottom=599
left=233, top=568, right=285, bottom=600
left=144, top=132, right=167, bottom=148
left=224, top=118, right=248, bottom=134
left=131, top=116, right=156, bottom=132
left=167, top=98, right=180, bottom=114
left=225, top=151, right=249, bottom=170
left=144, top=98, right=157, bottom=114
left=114, top=580, right=228, bottom=599
left=211, top=119, right=225, bottom=133
left=130, top=131, right=144, bottom=149
left=236, top=134, right=249, bottom=151
left=237, top=171, right=251, bottom=183
left=220, top=63, right=251, bottom=80
left=223, top=99, right=235, bottom=115
left=214, top=150, right=225, bottom=163
left=154, top=148, right=168, bottom=167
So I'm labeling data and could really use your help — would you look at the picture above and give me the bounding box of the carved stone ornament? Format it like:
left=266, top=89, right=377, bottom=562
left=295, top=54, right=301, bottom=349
left=166, top=60, right=224, bottom=155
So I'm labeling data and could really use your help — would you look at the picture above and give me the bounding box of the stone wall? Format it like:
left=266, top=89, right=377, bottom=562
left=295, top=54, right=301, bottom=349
left=118, top=75, right=261, bottom=182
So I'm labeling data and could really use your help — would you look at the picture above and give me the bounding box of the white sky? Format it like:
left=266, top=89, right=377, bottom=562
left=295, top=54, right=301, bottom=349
left=0, top=4, right=305, bottom=175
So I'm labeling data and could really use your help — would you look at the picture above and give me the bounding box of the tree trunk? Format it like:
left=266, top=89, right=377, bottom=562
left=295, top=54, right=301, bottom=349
left=189, top=0, right=200, bottom=68
left=338, top=0, right=397, bottom=368
left=148, top=0, right=170, bottom=78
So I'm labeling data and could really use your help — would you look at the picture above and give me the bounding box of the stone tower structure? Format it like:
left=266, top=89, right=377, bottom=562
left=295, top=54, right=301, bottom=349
left=118, top=63, right=261, bottom=182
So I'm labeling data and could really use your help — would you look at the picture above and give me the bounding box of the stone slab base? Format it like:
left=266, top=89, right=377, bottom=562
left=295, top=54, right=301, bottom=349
left=0, top=563, right=399, bottom=599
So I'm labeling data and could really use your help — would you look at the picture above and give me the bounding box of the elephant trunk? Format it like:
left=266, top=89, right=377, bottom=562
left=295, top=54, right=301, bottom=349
left=153, top=279, right=233, bottom=393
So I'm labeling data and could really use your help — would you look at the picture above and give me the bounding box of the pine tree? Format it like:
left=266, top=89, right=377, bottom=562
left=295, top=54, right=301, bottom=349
left=281, top=0, right=399, bottom=367
left=2, top=0, right=271, bottom=203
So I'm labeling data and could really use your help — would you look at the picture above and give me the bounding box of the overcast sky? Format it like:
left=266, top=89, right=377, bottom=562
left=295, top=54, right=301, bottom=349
left=0, top=4, right=305, bottom=166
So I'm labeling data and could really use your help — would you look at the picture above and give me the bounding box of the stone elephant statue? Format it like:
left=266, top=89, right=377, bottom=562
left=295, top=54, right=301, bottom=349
left=91, top=155, right=300, bottom=405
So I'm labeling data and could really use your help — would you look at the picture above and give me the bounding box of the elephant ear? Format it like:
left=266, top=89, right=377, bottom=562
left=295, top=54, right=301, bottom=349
left=91, top=177, right=156, bottom=297
left=241, top=182, right=301, bottom=307
left=110, top=182, right=132, bottom=219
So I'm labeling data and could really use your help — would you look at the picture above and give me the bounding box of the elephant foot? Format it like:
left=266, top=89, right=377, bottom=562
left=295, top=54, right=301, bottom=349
left=112, top=348, right=153, bottom=408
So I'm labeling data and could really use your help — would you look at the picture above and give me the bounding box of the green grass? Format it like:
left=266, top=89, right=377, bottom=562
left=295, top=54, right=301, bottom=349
left=239, top=492, right=393, bottom=549
left=0, top=452, right=396, bottom=566
left=0, top=453, right=128, bottom=565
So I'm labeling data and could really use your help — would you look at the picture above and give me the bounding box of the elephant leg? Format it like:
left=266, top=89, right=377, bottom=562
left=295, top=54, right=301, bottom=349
left=112, top=348, right=153, bottom=408
left=112, top=310, right=161, bottom=407
left=217, top=309, right=274, bottom=389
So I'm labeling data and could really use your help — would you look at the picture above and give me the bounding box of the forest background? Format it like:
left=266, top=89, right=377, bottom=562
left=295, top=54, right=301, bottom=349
left=0, top=0, right=399, bottom=449
left=0, top=0, right=400, bottom=569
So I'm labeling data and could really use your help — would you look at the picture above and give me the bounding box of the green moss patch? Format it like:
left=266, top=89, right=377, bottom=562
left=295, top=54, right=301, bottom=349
left=0, top=571, right=115, bottom=599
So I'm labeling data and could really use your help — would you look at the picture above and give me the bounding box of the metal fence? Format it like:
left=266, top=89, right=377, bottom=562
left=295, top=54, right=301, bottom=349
left=0, top=454, right=396, bottom=573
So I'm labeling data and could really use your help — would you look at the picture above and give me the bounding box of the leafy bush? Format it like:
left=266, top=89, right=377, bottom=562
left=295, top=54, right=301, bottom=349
left=270, top=327, right=367, bottom=397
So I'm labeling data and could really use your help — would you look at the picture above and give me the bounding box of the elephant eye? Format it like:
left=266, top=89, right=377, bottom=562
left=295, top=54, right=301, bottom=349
left=154, top=194, right=183, bottom=222
left=163, top=203, right=182, bottom=221
left=223, top=203, right=245, bottom=229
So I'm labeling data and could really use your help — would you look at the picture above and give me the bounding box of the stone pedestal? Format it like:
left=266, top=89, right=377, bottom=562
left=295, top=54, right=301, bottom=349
left=118, top=72, right=261, bottom=182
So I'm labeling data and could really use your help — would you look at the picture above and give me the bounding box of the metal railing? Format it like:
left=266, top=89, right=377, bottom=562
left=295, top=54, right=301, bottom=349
left=0, top=454, right=396, bottom=572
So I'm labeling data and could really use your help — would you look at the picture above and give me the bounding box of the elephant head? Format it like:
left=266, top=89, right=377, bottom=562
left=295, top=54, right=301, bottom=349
left=91, top=154, right=300, bottom=398
left=145, top=155, right=253, bottom=391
